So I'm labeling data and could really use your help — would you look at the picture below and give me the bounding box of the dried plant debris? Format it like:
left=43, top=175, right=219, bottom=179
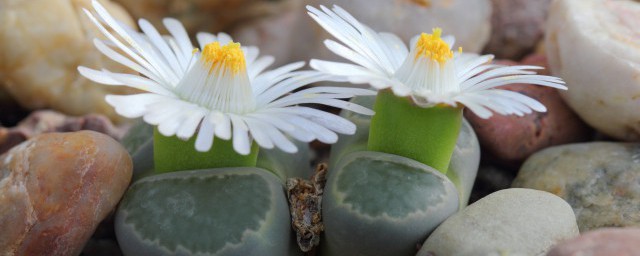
left=286, top=163, right=327, bottom=253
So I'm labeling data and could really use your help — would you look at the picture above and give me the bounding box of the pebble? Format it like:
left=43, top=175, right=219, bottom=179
left=484, top=0, right=551, bottom=59
left=0, top=110, right=126, bottom=155
left=547, top=228, right=640, bottom=256
left=0, top=131, right=132, bottom=255
left=465, top=54, right=592, bottom=168
left=0, top=0, right=138, bottom=122
left=513, top=142, right=640, bottom=232
left=545, top=0, right=640, bottom=141
left=418, top=188, right=579, bottom=256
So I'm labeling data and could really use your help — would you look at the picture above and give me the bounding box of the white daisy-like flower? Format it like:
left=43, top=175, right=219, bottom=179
left=79, top=0, right=375, bottom=155
left=307, top=5, right=567, bottom=119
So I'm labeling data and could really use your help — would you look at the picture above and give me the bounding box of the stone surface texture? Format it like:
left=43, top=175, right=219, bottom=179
left=513, top=142, right=640, bottom=232
left=484, top=0, right=551, bottom=59
left=0, top=0, right=138, bottom=122
left=418, top=188, right=579, bottom=256
left=0, top=131, right=132, bottom=256
left=465, top=54, right=592, bottom=168
left=545, top=0, right=640, bottom=141
left=547, top=228, right=640, bottom=256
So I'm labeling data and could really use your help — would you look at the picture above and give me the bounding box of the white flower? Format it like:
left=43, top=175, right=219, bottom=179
left=307, top=5, right=567, bottom=119
left=79, top=0, right=375, bottom=155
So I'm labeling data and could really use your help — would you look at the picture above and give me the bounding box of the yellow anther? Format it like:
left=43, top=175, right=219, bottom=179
left=201, top=42, right=246, bottom=74
left=415, top=28, right=454, bottom=64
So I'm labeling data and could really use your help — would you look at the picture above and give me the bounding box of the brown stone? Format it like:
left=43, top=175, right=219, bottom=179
left=464, top=54, right=592, bottom=169
left=0, top=131, right=132, bottom=256
left=0, top=110, right=127, bottom=155
left=484, top=0, right=551, bottom=59
left=547, top=228, right=640, bottom=256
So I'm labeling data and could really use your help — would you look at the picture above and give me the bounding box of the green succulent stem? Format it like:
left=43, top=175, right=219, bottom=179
left=153, top=129, right=259, bottom=174
left=367, top=90, right=462, bottom=174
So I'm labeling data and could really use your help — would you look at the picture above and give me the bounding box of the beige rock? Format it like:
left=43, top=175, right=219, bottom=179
left=0, top=0, right=138, bottom=123
left=113, top=0, right=295, bottom=36
left=513, top=142, right=640, bottom=232
left=545, top=0, right=640, bottom=141
left=0, top=131, right=132, bottom=255
left=418, top=188, right=579, bottom=256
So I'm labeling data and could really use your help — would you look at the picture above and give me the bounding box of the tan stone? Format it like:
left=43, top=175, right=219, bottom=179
left=0, top=131, right=132, bottom=255
left=0, top=0, right=138, bottom=123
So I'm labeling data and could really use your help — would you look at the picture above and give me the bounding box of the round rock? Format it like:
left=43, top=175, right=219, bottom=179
left=0, top=131, right=132, bottom=255
left=547, top=228, right=640, bottom=256
left=465, top=54, right=592, bottom=168
left=0, top=0, right=137, bottom=122
left=418, top=188, right=579, bottom=256
left=545, top=0, right=640, bottom=141
left=513, top=142, right=640, bottom=232
left=484, top=0, right=551, bottom=59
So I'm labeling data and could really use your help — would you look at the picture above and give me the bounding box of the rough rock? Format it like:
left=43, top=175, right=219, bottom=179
left=418, top=188, right=579, bottom=256
left=545, top=0, right=640, bottom=141
left=0, top=0, right=138, bottom=122
left=513, top=142, right=640, bottom=232
left=547, top=228, right=640, bottom=256
left=0, top=131, right=132, bottom=255
left=0, top=110, right=127, bottom=155
left=484, top=0, right=551, bottom=59
left=465, top=54, right=592, bottom=168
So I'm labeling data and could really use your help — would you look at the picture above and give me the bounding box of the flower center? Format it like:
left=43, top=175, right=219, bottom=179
left=394, top=27, right=460, bottom=102
left=414, top=28, right=453, bottom=64
left=201, top=42, right=246, bottom=75
left=175, top=41, right=255, bottom=114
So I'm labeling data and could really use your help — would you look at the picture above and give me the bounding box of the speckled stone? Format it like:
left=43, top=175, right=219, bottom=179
left=0, top=0, right=138, bottom=122
left=513, top=142, right=640, bottom=232
left=465, top=54, right=592, bottom=168
left=0, top=131, right=132, bottom=255
left=547, top=228, right=640, bottom=256
left=418, top=188, right=579, bottom=256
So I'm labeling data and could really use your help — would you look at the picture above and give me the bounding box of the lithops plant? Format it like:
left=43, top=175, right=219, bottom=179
left=323, top=151, right=459, bottom=256
left=115, top=167, right=292, bottom=255
left=77, top=1, right=372, bottom=255
left=308, top=5, right=566, bottom=255
left=329, top=96, right=481, bottom=209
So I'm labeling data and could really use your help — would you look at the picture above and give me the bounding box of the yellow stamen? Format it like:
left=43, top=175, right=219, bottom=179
left=201, top=42, right=246, bottom=74
left=415, top=28, right=454, bottom=64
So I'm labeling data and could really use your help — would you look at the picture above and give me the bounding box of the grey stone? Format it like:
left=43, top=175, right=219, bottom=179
left=513, top=142, right=640, bottom=232
left=418, top=188, right=579, bottom=256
